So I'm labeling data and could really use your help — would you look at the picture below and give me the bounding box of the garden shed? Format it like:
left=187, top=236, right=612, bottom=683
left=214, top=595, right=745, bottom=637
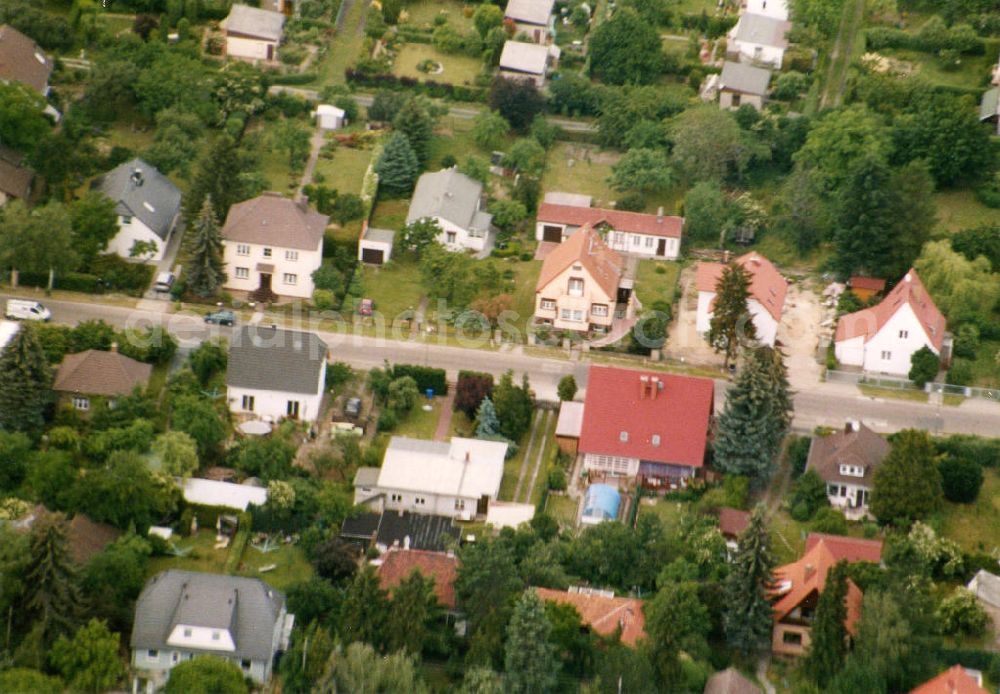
left=315, top=104, right=346, bottom=130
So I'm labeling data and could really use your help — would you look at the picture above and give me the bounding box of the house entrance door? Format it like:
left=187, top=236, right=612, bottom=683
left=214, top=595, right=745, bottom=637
left=656, top=238, right=666, bottom=256
left=259, top=273, right=272, bottom=291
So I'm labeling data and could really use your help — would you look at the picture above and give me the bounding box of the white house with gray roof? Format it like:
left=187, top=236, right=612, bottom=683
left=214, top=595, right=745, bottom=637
left=222, top=4, right=285, bottom=62
left=499, top=40, right=557, bottom=87
left=406, top=168, right=494, bottom=255
left=92, top=159, right=181, bottom=263
left=727, top=12, right=791, bottom=69
left=354, top=436, right=507, bottom=520
left=718, top=60, right=771, bottom=110
left=504, top=0, right=555, bottom=43
left=130, top=570, right=293, bottom=692
left=226, top=325, right=327, bottom=423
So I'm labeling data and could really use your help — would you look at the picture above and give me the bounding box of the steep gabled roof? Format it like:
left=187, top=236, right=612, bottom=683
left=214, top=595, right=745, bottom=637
left=910, top=666, right=989, bottom=694
left=537, top=202, right=683, bottom=239
left=730, top=13, right=790, bottom=49
left=805, top=423, right=891, bottom=487
left=53, top=349, right=152, bottom=397
left=406, top=168, right=491, bottom=233
left=504, top=0, right=555, bottom=26
left=578, top=365, right=714, bottom=469
left=535, top=587, right=647, bottom=646
left=222, top=4, right=285, bottom=41
left=377, top=548, right=458, bottom=609
left=536, top=225, right=625, bottom=299
left=222, top=192, right=328, bottom=251
left=772, top=540, right=863, bottom=635
left=92, top=159, right=182, bottom=240
left=499, top=40, right=550, bottom=75
left=226, top=325, right=327, bottom=394
left=0, top=24, right=53, bottom=93
left=720, top=60, right=771, bottom=96
left=834, top=268, right=946, bottom=351
left=695, top=252, right=788, bottom=321
left=717, top=507, right=751, bottom=538
left=804, top=533, right=883, bottom=564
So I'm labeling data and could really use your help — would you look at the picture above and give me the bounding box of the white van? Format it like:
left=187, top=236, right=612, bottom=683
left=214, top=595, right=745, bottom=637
left=5, top=299, right=51, bottom=321
left=153, top=272, right=176, bottom=293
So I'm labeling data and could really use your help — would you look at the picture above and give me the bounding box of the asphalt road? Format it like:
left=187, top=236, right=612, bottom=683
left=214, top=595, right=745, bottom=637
left=7, top=293, right=1000, bottom=436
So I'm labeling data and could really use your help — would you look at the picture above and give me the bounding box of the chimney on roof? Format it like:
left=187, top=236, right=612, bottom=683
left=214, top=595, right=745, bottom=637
left=845, top=420, right=858, bottom=434
left=110, top=341, right=118, bottom=353
left=639, top=375, right=649, bottom=400
left=656, top=206, right=664, bottom=222
left=465, top=450, right=471, bottom=462
left=130, top=168, right=144, bottom=187
left=403, top=535, right=410, bottom=550
left=904, top=272, right=911, bottom=282
left=649, top=376, right=659, bottom=400
left=804, top=564, right=816, bottom=581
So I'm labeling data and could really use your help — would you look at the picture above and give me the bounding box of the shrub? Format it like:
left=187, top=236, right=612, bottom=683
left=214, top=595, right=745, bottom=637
left=953, top=324, right=980, bottom=359
left=786, top=435, right=812, bottom=477
left=788, top=469, right=828, bottom=521
left=948, top=359, right=973, bottom=387
left=326, top=361, right=354, bottom=388
left=615, top=191, right=646, bottom=212
left=390, top=364, right=448, bottom=395
left=811, top=507, right=848, bottom=535
left=557, top=375, right=577, bottom=401
left=548, top=468, right=567, bottom=491
left=377, top=410, right=397, bottom=432
left=938, top=587, right=990, bottom=637
left=939, top=457, right=984, bottom=503
left=454, top=371, right=494, bottom=418
left=908, top=345, right=940, bottom=387
left=934, top=434, right=1000, bottom=468
left=312, top=288, right=336, bottom=309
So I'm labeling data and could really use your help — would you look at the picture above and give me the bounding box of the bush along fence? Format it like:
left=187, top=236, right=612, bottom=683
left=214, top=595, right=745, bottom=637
left=825, top=369, right=999, bottom=401
left=390, top=364, right=448, bottom=395
left=344, top=68, right=488, bottom=102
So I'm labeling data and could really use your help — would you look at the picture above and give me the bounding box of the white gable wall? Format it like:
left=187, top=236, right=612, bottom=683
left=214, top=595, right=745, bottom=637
left=429, top=215, right=487, bottom=253
left=223, top=238, right=322, bottom=299
left=859, top=302, right=939, bottom=376
left=695, top=291, right=778, bottom=346
left=226, top=35, right=277, bottom=61
left=745, top=0, right=789, bottom=20
left=107, top=215, right=171, bottom=263
left=834, top=334, right=865, bottom=368
left=227, top=363, right=325, bottom=423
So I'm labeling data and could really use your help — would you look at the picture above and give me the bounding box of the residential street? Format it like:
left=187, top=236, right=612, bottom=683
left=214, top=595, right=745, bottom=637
left=6, top=293, right=1000, bottom=436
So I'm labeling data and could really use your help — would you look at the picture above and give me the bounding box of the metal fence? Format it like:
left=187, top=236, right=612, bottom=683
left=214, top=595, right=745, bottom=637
left=826, top=370, right=999, bottom=402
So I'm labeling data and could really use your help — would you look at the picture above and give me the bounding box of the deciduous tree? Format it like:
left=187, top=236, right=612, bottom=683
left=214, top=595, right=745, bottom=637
left=644, top=581, right=710, bottom=682
left=163, top=657, right=248, bottom=694
left=386, top=570, right=442, bottom=656
left=488, top=79, right=545, bottom=134
left=0, top=200, right=79, bottom=290
left=670, top=106, right=758, bottom=182
left=589, top=8, right=663, bottom=85
left=871, top=429, right=943, bottom=525
left=50, top=619, right=124, bottom=694
left=0, top=82, right=50, bottom=154
left=69, top=192, right=119, bottom=265
left=152, top=431, right=199, bottom=478
left=318, top=642, right=427, bottom=693
left=608, top=148, right=672, bottom=193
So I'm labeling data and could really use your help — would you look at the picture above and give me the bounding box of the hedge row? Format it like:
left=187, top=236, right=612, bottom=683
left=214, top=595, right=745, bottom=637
left=18, top=257, right=153, bottom=296
left=934, top=434, right=1000, bottom=468
left=223, top=512, right=254, bottom=574
left=865, top=26, right=985, bottom=55
left=678, top=13, right=738, bottom=39
left=391, top=364, right=448, bottom=395
left=344, top=68, right=488, bottom=102
left=270, top=71, right=320, bottom=85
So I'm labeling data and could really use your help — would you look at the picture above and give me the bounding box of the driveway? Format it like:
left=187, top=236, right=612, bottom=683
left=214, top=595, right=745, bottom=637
left=663, top=265, right=722, bottom=366
left=777, top=279, right=824, bottom=388
left=141, top=218, right=186, bottom=302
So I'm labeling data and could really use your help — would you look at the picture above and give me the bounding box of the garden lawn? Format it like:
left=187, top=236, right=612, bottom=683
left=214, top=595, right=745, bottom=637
left=308, top=0, right=369, bottom=85
left=252, top=120, right=302, bottom=193
left=358, top=257, right=426, bottom=324
left=449, top=410, right=474, bottom=437
left=427, top=117, right=493, bottom=170
left=314, top=145, right=374, bottom=196
left=370, top=198, right=411, bottom=230
left=237, top=540, right=313, bottom=592
left=933, top=190, right=1000, bottom=233
left=545, top=494, right=579, bottom=528
left=527, top=411, right=560, bottom=506
left=393, top=43, right=484, bottom=86
left=967, top=339, right=1000, bottom=388
left=879, top=47, right=998, bottom=91
left=858, top=385, right=929, bottom=402
left=392, top=398, right=443, bottom=439
left=403, top=0, right=475, bottom=32
left=768, top=511, right=810, bottom=566
left=634, top=260, right=680, bottom=309
left=940, top=468, right=1000, bottom=554
left=147, top=530, right=230, bottom=577
left=509, top=259, right=543, bottom=332
left=499, top=436, right=528, bottom=500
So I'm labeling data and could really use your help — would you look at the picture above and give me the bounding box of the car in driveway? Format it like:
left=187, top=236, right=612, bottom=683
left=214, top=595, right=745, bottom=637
left=358, top=299, right=375, bottom=317
left=344, top=397, right=362, bottom=418
left=153, top=272, right=176, bottom=293
left=204, top=310, right=236, bottom=326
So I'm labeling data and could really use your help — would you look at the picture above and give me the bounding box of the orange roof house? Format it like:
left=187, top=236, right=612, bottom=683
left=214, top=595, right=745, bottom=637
left=771, top=539, right=863, bottom=657
left=535, top=587, right=646, bottom=646
left=376, top=548, right=458, bottom=609
left=910, top=665, right=989, bottom=694
left=534, top=226, right=634, bottom=334
left=847, top=276, right=886, bottom=302
left=695, top=252, right=788, bottom=347
left=803, top=533, right=883, bottom=564
left=834, top=269, right=946, bottom=377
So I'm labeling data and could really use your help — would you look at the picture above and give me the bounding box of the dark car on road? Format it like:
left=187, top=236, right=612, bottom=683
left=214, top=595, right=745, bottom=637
left=204, top=310, right=236, bottom=326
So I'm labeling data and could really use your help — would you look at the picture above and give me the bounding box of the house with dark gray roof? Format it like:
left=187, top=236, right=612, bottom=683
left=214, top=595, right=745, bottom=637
left=222, top=4, right=285, bottom=62
left=226, top=325, right=328, bottom=423
left=53, top=347, right=153, bottom=412
left=718, top=60, right=771, bottom=111
left=0, top=145, right=33, bottom=207
left=805, top=422, right=890, bottom=519
left=340, top=510, right=461, bottom=553
left=406, top=168, right=494, bottom=257
left=130, top=570, right=293, bottom=692
left=92, top=159, right=182, bottom=263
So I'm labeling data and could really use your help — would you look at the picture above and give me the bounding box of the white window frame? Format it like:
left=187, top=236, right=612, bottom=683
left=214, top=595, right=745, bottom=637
left=72, top=396, right=90, bottom=411
left=631, top=235, right=640, bottom=246
left=591, top=304, right=608, bottom=317
left=881, top=350, right=891, bottom=360
left=568, top=277, right=584, bottom=297
left=263, top=247, right=272, bottom=257
left=285, top=250, right=298, bottom=261
left=898, top=330, right=908, bottom=339
left=560, top=309, right=583, bottom=322
left=283, top=273, right=298, bottom=285
left=241, top=395, right=255, bottom=411
left=235, top=267, right=249, bottom=279
left=645, top=236, right=655, bottom=248
left=540, top=298, right=556, bottom=310
left=236, top=244, right=250, bottom=256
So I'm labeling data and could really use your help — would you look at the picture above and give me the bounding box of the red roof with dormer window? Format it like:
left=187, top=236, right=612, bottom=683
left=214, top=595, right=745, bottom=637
left=578, top=366, right=714, bottom=468
left=835, top=268, right=945, bottom=351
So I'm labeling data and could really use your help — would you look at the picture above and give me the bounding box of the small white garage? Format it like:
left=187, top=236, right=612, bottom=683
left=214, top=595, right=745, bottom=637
left=358, top=224, right=395, bottom=265
left=315, top=104, right=346, bottom=130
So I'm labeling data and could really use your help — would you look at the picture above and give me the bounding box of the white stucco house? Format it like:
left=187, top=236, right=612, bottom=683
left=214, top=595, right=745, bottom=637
left=743, top=0, right=789, bottom=20
left=406, top=168, right=494, bottom=255
left=226, top=325, right=328, bottom=423
left=498, top=40, right=558, bottom=88
left=727, top=12, right=791, bottom=69
left=130, top=570, right=293, bottom=693
left=91, top=159, right=181, bottom=263
left=717, top=60, right=771, bottom=111
left=503, top=0, right=555, bottom=43
left=834, top=269, right=946, bottom=377
left=695, top=252, right=787, bottom=347
left=221, top=192, right=328, bottom=301
left=353, top=436, right=507, bottom=520
left=222, top=4, right=285, bottom=62
left=535, top=202, right=684, bottom=259
left=805, top=422, right=890, bottom=518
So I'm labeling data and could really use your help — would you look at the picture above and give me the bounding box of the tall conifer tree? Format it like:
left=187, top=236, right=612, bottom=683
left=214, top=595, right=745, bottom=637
left=186, top=196, right=226, bottom=298
left=805, top=561, right=850, bottom=687
left=708, top=262, right=756, bottom=366
left=723, top=506, right=775, bottom=656
left=0, top=322, right=52, bottom=434
left=504, top=590, right=558, bottom=694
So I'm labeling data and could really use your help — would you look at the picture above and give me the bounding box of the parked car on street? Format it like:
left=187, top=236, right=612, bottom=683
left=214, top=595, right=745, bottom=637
left=204, top=310, right=236, bottom=326
left=5, top=299, right=51, bottom=321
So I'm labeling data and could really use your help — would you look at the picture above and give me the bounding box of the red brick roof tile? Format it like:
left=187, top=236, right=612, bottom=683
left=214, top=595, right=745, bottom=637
left=376, top=548, right=458, bottom=609
left=535, top=587, right=647, bottom=646
left=834, top=269, right=945, bottom=351
left=804, top=533, right=883, bottom=564
left=910, top=666, right=989, bottom=694
left=537, top=203, right=683, bottom=238
left=694, top=252, right=788, bottom=321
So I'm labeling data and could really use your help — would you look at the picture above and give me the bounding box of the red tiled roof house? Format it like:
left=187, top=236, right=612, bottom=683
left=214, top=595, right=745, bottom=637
left=910, top=665, right=989, bottom=694
left=771, top=538, right=864, bottom=657
left=535, top=202, right=684, bottom=260
left=534, top=226, right=635, bottom=334
left=834, top=268, right=946, bottom=377
left=695, top=252, right=788, bottom=348
left=535, top=587, right=646, bottom=646
left=376, top=548, right=458, bottom=610
left=578, top=365, right=714, bottom=486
